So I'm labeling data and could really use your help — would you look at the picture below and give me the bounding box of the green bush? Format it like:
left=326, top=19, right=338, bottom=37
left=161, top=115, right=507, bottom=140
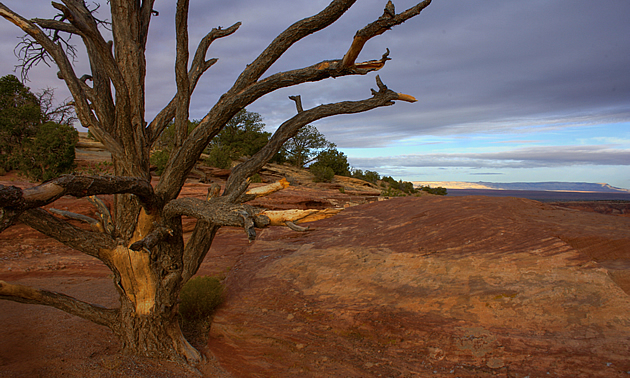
left=314, top=148, right=350, bottom=176
left=0, top=75, right=42, bottom=172
left=149, top=149, right=170, bottom=176
left=351, top=169, right=380, bottom=184
left=179, top=276, right=224, bottom=323
left=18, top=122, right=77, bottom=181
left=420, top=185, right=447, bottom=196
left=203, top=144, right=233, bottom=169
left=311, top=164, right=335, bottom=183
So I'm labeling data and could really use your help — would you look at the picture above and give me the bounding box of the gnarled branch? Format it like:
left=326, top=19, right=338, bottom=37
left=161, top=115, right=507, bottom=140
left=0, top=280, right=118, bottom=327
left=224, top=75, right=411, bottom=195
left=289, top=95, right=304, bottom=113
left=19, top=208, right=117, bottom=258
left=263, top=208, right=344, bottom=226
left=0, top=175, right=154, bottom=210
left=0, top=175, right=155, bottom=232
left=147, top=22, right=241, bottom=145
left=231, top=0, right=355, bottom=92
left=341, top=0, right=432, bottom=68
left=163, top=197, right=269, bottom=241
left=174, top=0, right=191, bottom=148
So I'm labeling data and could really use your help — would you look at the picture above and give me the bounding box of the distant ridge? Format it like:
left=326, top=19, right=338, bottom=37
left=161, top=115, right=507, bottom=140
left=413, top=181, right=630, bottom=193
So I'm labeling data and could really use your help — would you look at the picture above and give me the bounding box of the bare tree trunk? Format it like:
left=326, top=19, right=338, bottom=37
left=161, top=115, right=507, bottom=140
left=111, top=270, right=202, bottom=364
left=0, top=0, right=433, bottom=366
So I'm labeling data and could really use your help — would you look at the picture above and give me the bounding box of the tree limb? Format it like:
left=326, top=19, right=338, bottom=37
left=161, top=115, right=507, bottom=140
left=0, top=280, right=118, bottom=327
left=33, top=17, right=81, bottom=35
left=139, top=0, right=157, bottom=47
left=87, top=196, right=114, bottom=235
left=19, top=208, right=117, bottom=258
left=174, top=0, right=191, bottom=148
left=224, top=75, right=409, bottom=195
left=181, top=221, right=219, bottom=284
left=0, top=3, right=124, bottom=158
left=0, top=175, right=155, bottom=231
left=49, top=208, right=103, bottom=232
left=231, top=0, right=356, bottom=92
left=263, top=208, right=344, bottom=226
left=341, top=0, right=432, bottom=68
left=163, top=197, right=269, bottom=240
left=289, top=95, right=304, bottom=113
left=147, top=22, right=240, bottom=145
left=0, top=175, right=154, bottom=210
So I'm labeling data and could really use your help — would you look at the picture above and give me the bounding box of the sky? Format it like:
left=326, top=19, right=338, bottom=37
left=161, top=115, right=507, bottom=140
left=1, top=1, right=629, bottom=188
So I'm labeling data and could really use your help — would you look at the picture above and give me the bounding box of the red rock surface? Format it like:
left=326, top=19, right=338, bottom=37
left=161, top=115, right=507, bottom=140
left=1, top=174, right=630, bottom=377
left=208, top=196, right=630, bottom=377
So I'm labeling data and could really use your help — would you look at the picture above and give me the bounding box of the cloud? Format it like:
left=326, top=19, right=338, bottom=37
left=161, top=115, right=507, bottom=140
left=1, top=0, right=629, bottom=155
left=349, top=145, right=630, bottom=170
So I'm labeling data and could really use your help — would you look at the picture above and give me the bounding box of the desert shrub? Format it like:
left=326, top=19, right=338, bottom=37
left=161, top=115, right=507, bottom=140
left=314, top=148, right=350, bottom=176
left=18, top=122, right=77, bottom=181
left=204, top=109, right=270, bottom=168
left=420, top=185, right=447, bottom=196
left=250, top=173, right=263, bottom=183
left=0, top=75, right=43, bottom=171
left=283, top=125, right=333, bottom=168
left=311, top=164, right=335, bottom=183
left=203, top=144, right=233, bottom=169
left=381, top=187, right=407, bottom=197
left=179, top=276, right=224, bottom=323
left=351, top=169, right=380, bottom=184
left=149, top=149, right=170, bottom=176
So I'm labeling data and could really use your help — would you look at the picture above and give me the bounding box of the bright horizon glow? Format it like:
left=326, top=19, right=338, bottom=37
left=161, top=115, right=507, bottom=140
left=342, top=121, right=630, bottom=189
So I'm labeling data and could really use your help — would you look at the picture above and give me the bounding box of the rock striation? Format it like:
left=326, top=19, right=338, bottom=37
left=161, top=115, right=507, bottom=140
left=209, top=196, right=630, bottom=377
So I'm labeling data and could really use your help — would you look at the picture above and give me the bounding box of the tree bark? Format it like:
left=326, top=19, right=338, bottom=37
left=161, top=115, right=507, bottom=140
left=0, top=0, right=434, bottom=367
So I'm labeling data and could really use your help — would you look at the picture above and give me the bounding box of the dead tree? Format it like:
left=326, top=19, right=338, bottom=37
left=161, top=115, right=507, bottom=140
left=0, top=0, right=432, bottom=365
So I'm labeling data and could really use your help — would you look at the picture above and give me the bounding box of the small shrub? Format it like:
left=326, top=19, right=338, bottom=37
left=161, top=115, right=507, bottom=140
left=150, top=149, right=169, bottom=176
left=18, top=122, right=78, bottom=181
left=311, top=164, right=335, bottom=183
left=179, top=276, right=224, bottom=323
left=250, top=173, right=263, bottom=183
left=203, top=145, right=233, bottom=169
left=419, top=185, right=448, bottom=196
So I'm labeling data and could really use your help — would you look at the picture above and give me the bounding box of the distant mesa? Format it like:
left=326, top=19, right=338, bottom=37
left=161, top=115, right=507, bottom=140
left=413, top=181, right=630, bottom=193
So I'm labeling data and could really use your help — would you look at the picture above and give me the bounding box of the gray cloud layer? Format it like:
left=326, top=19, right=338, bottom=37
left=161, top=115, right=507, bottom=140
left=1, top=1, right=628, bottom=148
left=349, top=145, right=630, bottom=171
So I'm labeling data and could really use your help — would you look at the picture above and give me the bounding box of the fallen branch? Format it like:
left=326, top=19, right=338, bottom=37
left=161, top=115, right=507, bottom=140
left=285, top=220, right=310, bottom=232
left=0, top=280, right=118, bottom=327
left=263, top=208, right=344, bottom=226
